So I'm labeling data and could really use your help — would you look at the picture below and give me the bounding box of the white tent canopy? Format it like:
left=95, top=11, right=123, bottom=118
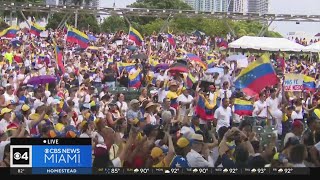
left=229, top=36, right=306, bottom=52
left=304, top=42, right=320, bottom=52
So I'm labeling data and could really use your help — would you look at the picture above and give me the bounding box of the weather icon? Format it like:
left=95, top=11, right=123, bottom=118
left=223, top=169, right=228, bottom=173
left=193, top=169, right=198, bottom=173
left=251, top=169, right=257, bottom=173
left=134, top=169, right=139, bottom=173
left=165, top=170, right=170, bottom=174
left=278, top=169, right=283, bottom=173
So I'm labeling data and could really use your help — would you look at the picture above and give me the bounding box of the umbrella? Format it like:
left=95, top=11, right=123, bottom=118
left=27, top=75, right=56, bottom=85
left=205, top=67, right=224, bottom=74
left=226, top=54, right=248, bottom=68
left=11, top=39, right=22, bottom=48
left=132, top=53, right=148, bottom=60
left=154, top=64, right=169, bottom=72
left=226, top=55, right=246, bottom=62
left=169, top=63, right=189, bottom=73
left=88, top=34, right=97, bottom=42
left=186, top=53, right=207, bottom=70
left=176, top=59, right=188, bottom=66
left=127, top=46, right=137, bottom=51
left=192, top=30, right=205, bottom=37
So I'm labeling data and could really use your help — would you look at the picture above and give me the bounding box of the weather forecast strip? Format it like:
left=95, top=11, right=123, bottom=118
left=10, top=138, right=92, bottom=175
left=92, top=168, right=310, bottom=175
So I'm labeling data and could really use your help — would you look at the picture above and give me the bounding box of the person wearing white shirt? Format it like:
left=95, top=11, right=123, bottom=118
left=186, top=134, right=213, bottom=167
left=214, top=98, right=232, bottom=132
left=177, top=88, right=193, bottom=121
left=156, top=70, right=166, bottom=82
left=0, top=108, right=12, bottom=132
left=291, top=100, right=304, bottom=121
left=116, top=93, right=128, bottom=117
left=266, top=88, right=281, bottom=125
left=157, top=80, right=168, bottom=103
left=253, top=93, right=268, bottom=127
left=220, top=66, right=232, bottom=87
left=218, top=82, right=232, bottom=106
left=208, top=85, right=218, bottom=105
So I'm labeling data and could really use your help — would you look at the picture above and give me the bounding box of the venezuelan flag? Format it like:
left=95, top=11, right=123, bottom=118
left=234, top=54, right=278, bottom=96
left=30, top=22, right=45, bottom=37
left=129, top=70, right=142, bottom=88
left=167, top=33, right=176, bottom=47
left=164, top=80, right=170, bottom=91
left=87, top=46, right=99, bottom=53
left=206, top=53, right=218, bottom=68
left=117, top=62, right=135, bottom=73
left=187, top=53, right=207, bottom=70
left=195, top=94, right=215, bottom=121
left=167, top=91, right=179, bottom=110
left=303, top=75, right=316, bottom=92
left=186, top=73, right=196, bottom=89
left=217, top=39, right=228, bottom=49
left=129, top=27, right=143, bottom=46
left=0, top=26, right=19, bottom=38
left=54, top=42, right=65, bottom=74
left=66, top=26, right=89, bottom=48
left=107, top=58, right=114, bottom=64
left=234, top=98, right=253, bottom=116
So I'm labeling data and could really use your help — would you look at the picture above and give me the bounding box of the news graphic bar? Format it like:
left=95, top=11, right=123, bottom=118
left=10, top=138, right=92, bottom=175
left=33, top=168, right=92, bottom=175
left=11, top=138, right=91, bottom=145
left=9, top=168, right=312, bottom=175
left=11, top=168, right=91, bottom=175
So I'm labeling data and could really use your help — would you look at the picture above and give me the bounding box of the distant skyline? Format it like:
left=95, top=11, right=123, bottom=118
left=100, top=0, right=320, bottom=36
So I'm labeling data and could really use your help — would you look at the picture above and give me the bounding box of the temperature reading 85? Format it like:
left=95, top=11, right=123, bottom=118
left=199, top=168, right=208, bottom=174
left=111, top=168, right=120, bottom=174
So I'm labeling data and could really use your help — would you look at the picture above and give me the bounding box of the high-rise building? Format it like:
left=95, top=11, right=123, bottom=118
left=54, top=0, right=100, bottom=7
left=46, top=0, right=58, bottom=5
left=183, top=0, right=196, bottom=9
left=247, top=0, right=268, bottom=14
left=183, top=0, right=265, bottom=14
left=213, top=0, right=228, bottom=12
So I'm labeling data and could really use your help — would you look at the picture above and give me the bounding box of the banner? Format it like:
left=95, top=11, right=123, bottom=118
left=284, top=73, right=303, bottom=91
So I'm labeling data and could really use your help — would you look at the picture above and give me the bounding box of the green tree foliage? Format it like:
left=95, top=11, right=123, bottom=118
left=1, top=0, right=48, bottom=22
left=128, top=0, right=192, bottom=25
left=101, top=16, right=128, bottom=33
left=0, top=19, right=9, bottom=31
left=126, top=0, right=281, bottom=38
left=46, top=13, right=100, bottom=33
left=129, top=0, right=192, bottom=9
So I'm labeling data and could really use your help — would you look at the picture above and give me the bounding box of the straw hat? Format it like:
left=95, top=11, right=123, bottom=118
left=145, top=102, right=156, bottom=109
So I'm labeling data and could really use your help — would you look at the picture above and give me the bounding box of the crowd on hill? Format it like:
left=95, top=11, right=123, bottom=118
left=0, top=25, right=319, bottom=168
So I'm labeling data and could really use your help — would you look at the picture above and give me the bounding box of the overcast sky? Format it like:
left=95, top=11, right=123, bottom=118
left=100, top=0, right=320, bottom=36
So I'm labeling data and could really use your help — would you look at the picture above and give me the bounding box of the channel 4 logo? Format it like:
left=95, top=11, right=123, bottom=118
left=10, top=145, right=32, bottom=168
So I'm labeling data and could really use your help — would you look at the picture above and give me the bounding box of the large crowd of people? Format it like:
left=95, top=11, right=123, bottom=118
left=0, top=27, right=319, bottom=169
